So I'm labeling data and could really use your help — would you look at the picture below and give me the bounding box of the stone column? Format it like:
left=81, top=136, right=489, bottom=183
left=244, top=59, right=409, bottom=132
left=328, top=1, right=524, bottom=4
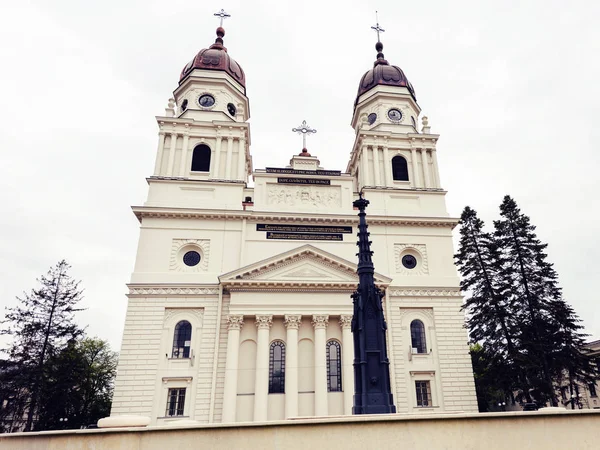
left=339, top=315, right=354, bottom=415
left=153, top=130, right=166, bottom=176
left=166, top=129, right=178, bottom=176
left=237, top=137, right=246, bottom=181
left=361, top=146, right=370, bottom=187
left=421, top=148, right=431, bottom=188
left=253, top=315, right=273, bottom=422
left=178, top=125, right=190, bottom=177
left=213, top=132, right=222, bottom=179
left=410, top=147, right=420, bottom=187
left=222, top=315, right=244, bottom=423
left=225, top=133, right=234, bottom=180
left=431, top=148, right=440, bottom=188
left=372, top=145, right=380, bottom=186
left=382, top=144, right=390, bottom=187
left=312, top=315, right=329, bottom=416
left=284, top=315, right=302, bottom=418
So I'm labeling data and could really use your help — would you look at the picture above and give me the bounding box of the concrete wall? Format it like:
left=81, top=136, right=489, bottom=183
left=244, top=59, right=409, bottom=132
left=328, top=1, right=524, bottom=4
left=2, top=411, right=599, bottom=450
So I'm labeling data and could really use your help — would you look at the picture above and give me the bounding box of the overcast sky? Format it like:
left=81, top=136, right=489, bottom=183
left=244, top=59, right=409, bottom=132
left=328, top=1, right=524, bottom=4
left=1, top=0, right=598, bottom=351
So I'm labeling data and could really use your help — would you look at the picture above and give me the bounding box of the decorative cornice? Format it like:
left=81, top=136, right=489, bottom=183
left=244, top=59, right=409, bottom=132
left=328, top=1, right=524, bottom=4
left=127, top=285, right=219, bottom=296
left=164, top=308, right=204, bottom=323
left=227, top=315, right=244, bottom=331
left=131, top=206, right=458, bottom=228
left=339, top=315, right=352, bottom=329
left=312, top=315, right=329, bottom=329
left=284, top=315, right=302, bottom=330
left=388, top=288, right=462, bottom=297
left=255, top=315, right=273, bottom=330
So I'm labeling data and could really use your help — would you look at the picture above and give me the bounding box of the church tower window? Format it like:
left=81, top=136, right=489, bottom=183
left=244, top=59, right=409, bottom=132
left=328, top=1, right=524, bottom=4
left=165, top=388, right=186, bottom=416
left=410, top=320, right=427, bottom=354
left=392, top=155, right=409, bottom=181
left=172, top=320, right=192, bottom=358
left=326, top=340, right=342, bottom=392
left=191, top=144, right=211, bottom=172
left=269, top=340, right=285, bottom=394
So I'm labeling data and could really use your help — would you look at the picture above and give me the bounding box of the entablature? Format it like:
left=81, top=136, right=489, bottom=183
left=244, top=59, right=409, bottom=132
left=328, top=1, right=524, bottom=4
left=131, top=205, right=459, bottom=228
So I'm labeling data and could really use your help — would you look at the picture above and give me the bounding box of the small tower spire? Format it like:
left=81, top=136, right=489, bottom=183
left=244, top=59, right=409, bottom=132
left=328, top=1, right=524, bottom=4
left=351, top=192, right=396, bottom=415
left=371, top=12, right=388, bottom=66
left=211, top=9, right=231, bottom=50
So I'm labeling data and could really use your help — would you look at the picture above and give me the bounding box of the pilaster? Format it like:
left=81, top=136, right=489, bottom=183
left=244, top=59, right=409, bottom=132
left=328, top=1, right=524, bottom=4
left=254, top=315, right=273, bottom=422
left=312, top=314, right=329, bottom=416
left=284, top=315, right=302, bottom=418
left=222, top=315, right=244, bottom=423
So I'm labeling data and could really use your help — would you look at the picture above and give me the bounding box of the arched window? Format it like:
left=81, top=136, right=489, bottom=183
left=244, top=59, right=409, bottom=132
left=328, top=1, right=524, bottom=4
left=410, top=320, right=427, bottom=354
left=392, top=155, right=409, bottom=181
left=269, top=341, right=285, bottom=393
left=172, top=320, right=192, bottom=358
left=327, top=340, right=342, bottom=392
left=191, top=144, right=211, bottom=172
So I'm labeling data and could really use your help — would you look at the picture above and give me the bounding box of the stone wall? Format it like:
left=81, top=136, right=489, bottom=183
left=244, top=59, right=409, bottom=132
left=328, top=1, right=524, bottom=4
left=2, top=411, right=598, bottom=450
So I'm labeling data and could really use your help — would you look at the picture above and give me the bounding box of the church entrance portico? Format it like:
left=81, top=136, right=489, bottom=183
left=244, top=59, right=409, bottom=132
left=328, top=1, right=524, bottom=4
left=219, top=245, right=392, bottom=422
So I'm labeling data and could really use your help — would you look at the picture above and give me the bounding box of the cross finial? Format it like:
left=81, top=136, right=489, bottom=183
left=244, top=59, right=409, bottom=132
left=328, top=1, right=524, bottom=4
left=214, top=8, right=231, bottom=27
left=371, top=11, right=385, bottom=42
left=292, top=120, right=317, bottom=151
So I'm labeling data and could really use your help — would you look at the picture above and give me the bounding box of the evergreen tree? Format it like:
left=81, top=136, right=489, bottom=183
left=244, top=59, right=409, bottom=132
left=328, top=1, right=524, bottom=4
left=455, top=206, right=521, bottom=399
left=0, top=260, right=84, bottom=431
left=494, top=195, right=594, bottom=405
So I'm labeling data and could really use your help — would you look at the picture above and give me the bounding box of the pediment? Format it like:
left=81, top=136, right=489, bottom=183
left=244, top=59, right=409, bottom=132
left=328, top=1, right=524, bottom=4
left=220, top=244, right=391, bottom=290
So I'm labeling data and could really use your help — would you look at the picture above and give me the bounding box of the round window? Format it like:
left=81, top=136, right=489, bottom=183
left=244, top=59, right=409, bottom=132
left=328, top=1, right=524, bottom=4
left=401, top=254, right=417, bottom=269
left=181, top=99, right=188, bottom=112
left=183, top=250, right=201, bottom=267
left=368, top=113, right=377, bottom=125
left=227, top=103, right=237, bottom=116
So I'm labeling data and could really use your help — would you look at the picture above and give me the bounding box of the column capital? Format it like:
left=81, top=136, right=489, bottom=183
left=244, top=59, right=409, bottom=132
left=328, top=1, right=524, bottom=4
left=312, top=315, right=329, bottom=329
left=284, top=315, right=302, bottom=330
left=227, top=315, right=244, bottom=331
left=255, top=315, right=273, bottom=330
left=339, top=315, right=352, bottom=329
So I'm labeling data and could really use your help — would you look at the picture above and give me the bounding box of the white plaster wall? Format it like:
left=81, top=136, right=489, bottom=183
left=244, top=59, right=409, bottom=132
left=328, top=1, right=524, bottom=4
left=112, top=294, right=220, bottom=424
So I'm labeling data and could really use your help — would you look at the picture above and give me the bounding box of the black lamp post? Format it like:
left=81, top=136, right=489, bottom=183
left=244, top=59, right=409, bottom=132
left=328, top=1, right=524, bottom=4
left=351, top=193, right=396, bottom=414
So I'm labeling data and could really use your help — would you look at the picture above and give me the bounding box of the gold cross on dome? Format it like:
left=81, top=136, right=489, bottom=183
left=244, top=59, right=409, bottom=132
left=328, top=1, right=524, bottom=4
left=292, top=120, right=317, bottom=150
left=371, top=11, right=385, bottom=42
left=214, top=9, right=231, bottom=27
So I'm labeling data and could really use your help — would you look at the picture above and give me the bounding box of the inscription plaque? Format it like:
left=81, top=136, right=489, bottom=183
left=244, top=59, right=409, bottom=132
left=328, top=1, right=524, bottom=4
left=266, top=232, right=343, bottom=241
left=277, top=177, right=331, bottom=185
left=257, top=224, right=352, bottom=234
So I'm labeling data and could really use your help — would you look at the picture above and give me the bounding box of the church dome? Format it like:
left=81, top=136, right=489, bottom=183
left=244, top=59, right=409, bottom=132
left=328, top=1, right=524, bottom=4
left=179, top=27, right=246, bottom=92
left=356, top=42, right=416, bottom=104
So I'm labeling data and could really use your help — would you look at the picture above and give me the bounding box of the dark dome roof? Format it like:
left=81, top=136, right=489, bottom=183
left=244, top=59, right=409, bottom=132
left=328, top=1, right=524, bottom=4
left=356, top=42, right=416, bottom=104
left=179, top=27, right=246, bottom=92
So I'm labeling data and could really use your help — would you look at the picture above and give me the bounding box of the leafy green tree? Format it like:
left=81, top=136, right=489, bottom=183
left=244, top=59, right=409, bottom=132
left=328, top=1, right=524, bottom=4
left=0, top=260, right=84, bottom=431
left=36, top=338, right=117, bottom=430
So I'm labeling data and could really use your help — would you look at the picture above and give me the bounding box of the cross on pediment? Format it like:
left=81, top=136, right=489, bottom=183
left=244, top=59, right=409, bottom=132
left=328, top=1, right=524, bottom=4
left=292, top=120, right=317, bottom=150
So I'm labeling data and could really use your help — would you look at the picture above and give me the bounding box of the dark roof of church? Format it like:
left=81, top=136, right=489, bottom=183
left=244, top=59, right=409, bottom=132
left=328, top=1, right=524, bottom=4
left=356, top=42, right=416, bottom=104
left=179, top=27, right=246, bottom=92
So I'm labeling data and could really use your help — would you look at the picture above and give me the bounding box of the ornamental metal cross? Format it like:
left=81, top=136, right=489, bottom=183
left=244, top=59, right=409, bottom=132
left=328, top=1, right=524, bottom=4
left=214, top=8, right=231, bottom=27
left=371, top=11, right=385, bottom=42
left=292, top=120, right=317, bottom=149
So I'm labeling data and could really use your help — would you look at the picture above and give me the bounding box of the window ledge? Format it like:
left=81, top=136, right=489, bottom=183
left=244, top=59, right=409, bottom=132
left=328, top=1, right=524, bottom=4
left=157, top=416, right=190, bottom=420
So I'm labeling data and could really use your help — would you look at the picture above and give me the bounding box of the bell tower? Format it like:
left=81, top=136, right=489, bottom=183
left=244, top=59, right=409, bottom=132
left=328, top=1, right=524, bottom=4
left=347, top=18, right=444, bottom=215
left=151, top=10, right=251, bottom=196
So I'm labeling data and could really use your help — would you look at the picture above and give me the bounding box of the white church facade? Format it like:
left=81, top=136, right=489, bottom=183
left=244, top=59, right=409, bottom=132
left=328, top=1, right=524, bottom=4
left=111, top=19, right=478, bottom=425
